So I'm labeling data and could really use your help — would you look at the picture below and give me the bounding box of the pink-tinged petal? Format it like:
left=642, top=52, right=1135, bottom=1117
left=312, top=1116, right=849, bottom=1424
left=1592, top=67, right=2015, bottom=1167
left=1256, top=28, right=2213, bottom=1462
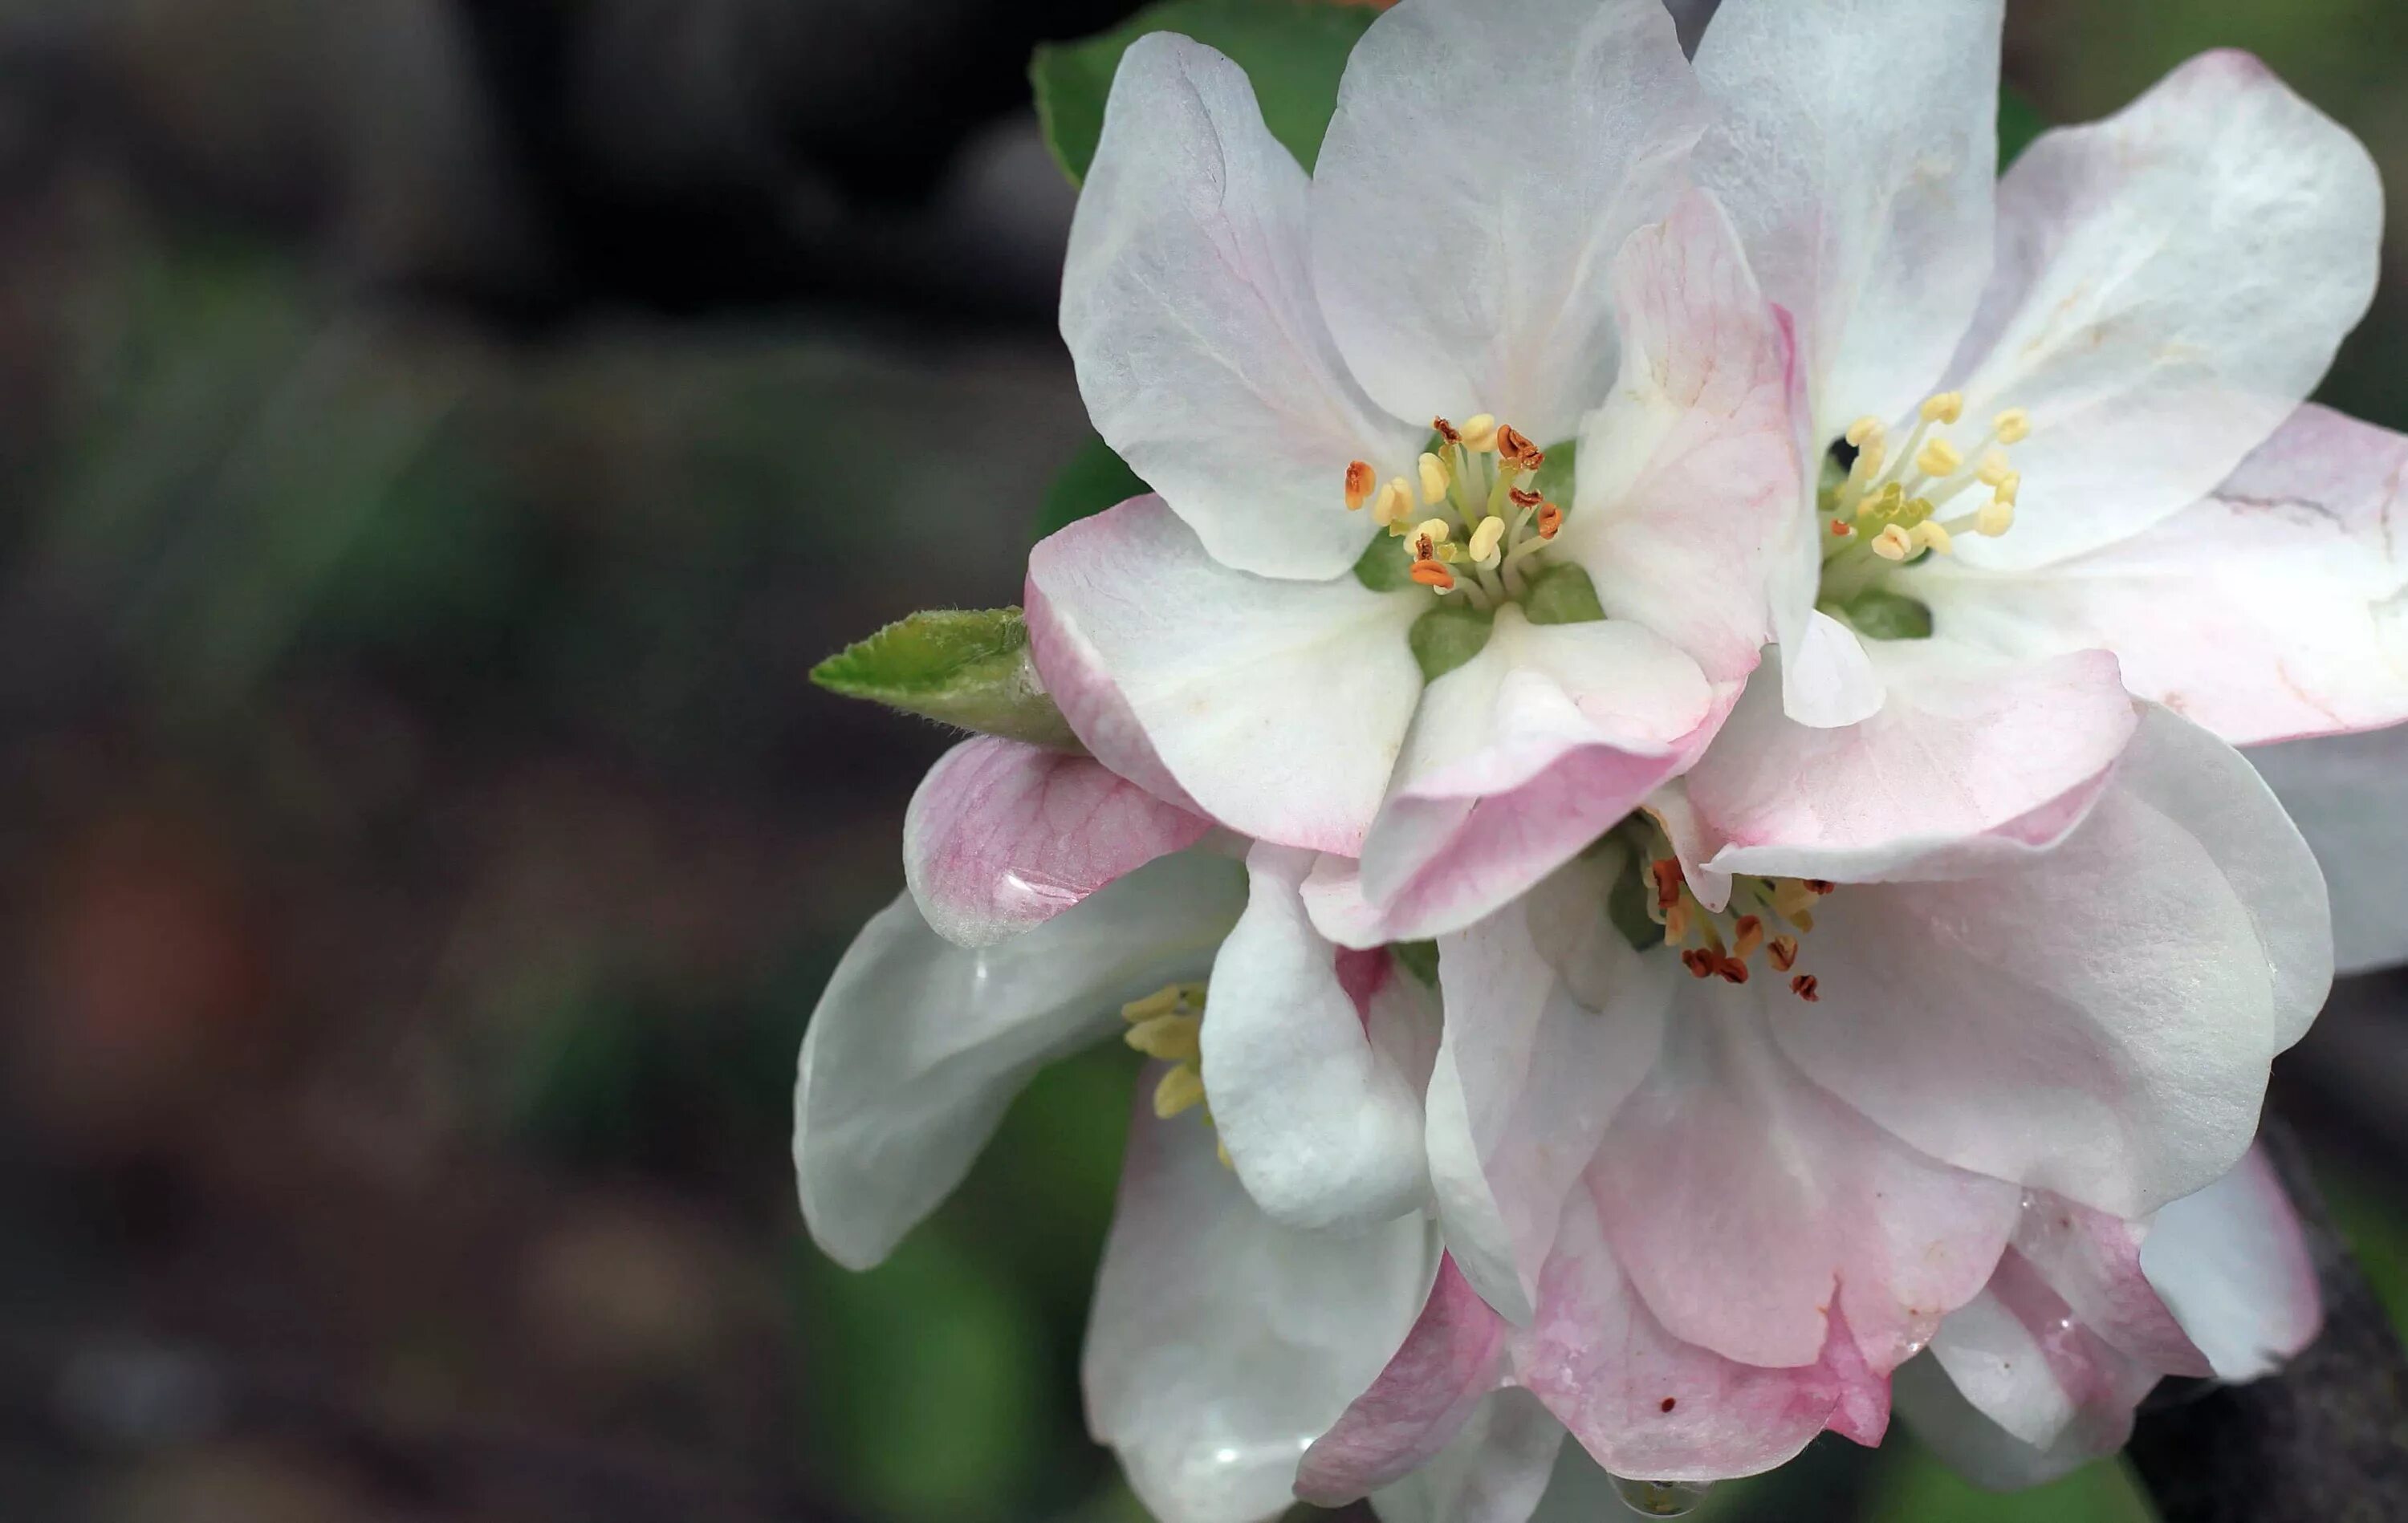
left=1694, top=0, right=2003, bottom=433
left=1642, top=782, right=1732, bottom=915
left=1027, top=498, right=1424, bottom=855
left=1087, top=1095, right=1438, bottom=1523
left=903, top=737, right=1211, bottom=948
left=795, top=854, right=1245, bottom=1270
left=1897, top=1253, right=2162, bottom=1488
left=1684, top=643, right=2138, bottom=883
left=1063, top=35, right=1418, bottom=581
left=2249, top=724, right=2408, bottom=976
left=1426, top=862, right=1671, bottom=1322
left=1309, top=0, right=1706, bottom=442
left=2141, top=1145, right=2322, bottom=1382
left=1942, top=51, right=2384, bottom=572
left=1588, top=973, right=2017, bottom=1372
left=1914, top=404, right=2408, bottom=746
left=1355, top=610, right=1716, bottom=942
left=1771, top=707, right=2323, bottom=1220
left=1367, top=1389, right=1564, bottom=1523
left=1512, top=1193, right=1889, bottom=1482
left=1564, top=189, right=1805, bottom=688
left=1203, top=844, right=1436, bottom=1234
left=2010, top=1193, right=2210, bottom=1378
left=1297, top=1257, right=1515, bottom=1506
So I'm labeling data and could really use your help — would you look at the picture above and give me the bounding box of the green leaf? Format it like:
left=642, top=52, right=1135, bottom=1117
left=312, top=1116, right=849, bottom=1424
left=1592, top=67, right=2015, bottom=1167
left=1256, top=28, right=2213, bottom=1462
left=1032, top=0, right=1377, bottom=185
left=1840, top=587, right=1934, bottom=641
left=1390, top=940, right=1440, bottom=989
left=1999, top=85, right=2048, bottom=171
left=1409, top=600, right=1495, bottom=683
left=1528, top=438, right=1577, bottom=507
left=1522, top=562, right=1607, bottom=626
left=1352, top=526, right=1418, bottom=592
left=811, top=607, right=1080, bottom=749
left=1036, top=432, right=1149, bottom=543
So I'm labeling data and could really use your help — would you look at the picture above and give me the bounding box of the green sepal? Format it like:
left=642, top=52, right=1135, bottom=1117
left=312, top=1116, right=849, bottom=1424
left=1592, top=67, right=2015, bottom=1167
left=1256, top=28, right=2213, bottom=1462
left=1999, top=86, right=2048, bottom=172
left=1409, top=600, right=1495, bottom=683
left=1391, top=940, right=1440, bottom=989
left=1527, top=437, right=1576, bottom=506
left=1521, top=562, right=1607, bottom=626
left=1031, top=0, right=1376, bottom=186
left=1352, top=527, right=1417, bottom=592
left=1841, top=587, right=1934, bottom=641
left=1035, top=433, right=1149, bottom=544
left=811, top=607, right=1081, bottom=749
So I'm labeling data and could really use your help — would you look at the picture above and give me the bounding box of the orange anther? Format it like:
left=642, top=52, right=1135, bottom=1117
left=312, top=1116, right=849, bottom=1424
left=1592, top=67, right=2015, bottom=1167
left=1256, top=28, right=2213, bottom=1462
left=1409, top=561, right=1457, bottom=591
left=1790, top=974, right=1820, bottom=1002
left=1681, top=948, right=1717, bottom=980
left=1649, top=859, right=1684, bottom=912
left=1804, top=879, right=1835, bottom=896
left=1767, top=936, right=1799, bottom=973
left=1731, top=916, right=1763, bottom=960
left=1432, top=416, right=1462, bottom=445
left=1536, top=503, right=1563, bottom=539
left=1830, top=518, right=1854, bottom=538
left=1510, top=487, right=1544, bottom=508
left=1715, top=956, right=1750, bottom=985
left=1344, top=460, right=1376, bottom=510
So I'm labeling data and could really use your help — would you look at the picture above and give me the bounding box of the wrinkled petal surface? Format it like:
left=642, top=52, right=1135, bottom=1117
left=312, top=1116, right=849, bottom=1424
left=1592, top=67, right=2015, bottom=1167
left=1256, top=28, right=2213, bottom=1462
left=905, top=737, right=1211, bottom=947
left=1088, top=1095, right=1438, bottom=1523
left=795, top=853, right=1245, bottom=1269
left=1942, top=51, right=2384, bottom=571
left=1205, top=844, right=1437, bottom=1234
left=1310, top=0, right=1706, bottom=442
left=1063, top=34, right=1418, bottom=579
left=1027, top=498, right=1424, bottom=855
left=1913, top=404, right=2408, bottom=745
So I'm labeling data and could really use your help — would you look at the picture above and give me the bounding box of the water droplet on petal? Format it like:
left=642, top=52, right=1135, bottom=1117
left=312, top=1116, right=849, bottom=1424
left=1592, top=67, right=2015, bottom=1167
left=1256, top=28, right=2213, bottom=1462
left=1612, top=1475, right=1714, bottom=1517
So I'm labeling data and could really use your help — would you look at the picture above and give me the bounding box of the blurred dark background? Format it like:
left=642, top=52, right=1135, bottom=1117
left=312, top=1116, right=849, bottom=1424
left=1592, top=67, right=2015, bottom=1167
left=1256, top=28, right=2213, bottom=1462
left=0, top=2, right=2402, bottom=1520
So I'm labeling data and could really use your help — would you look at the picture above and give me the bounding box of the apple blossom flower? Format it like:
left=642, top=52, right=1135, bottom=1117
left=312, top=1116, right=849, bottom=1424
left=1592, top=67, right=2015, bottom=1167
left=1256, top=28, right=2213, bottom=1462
left=1897, top=1145, right=2322, bottom=1488
left=1679, top=0, right=2403, bottom=879
left=799, top=737, right=1453, bottom=1521
left=1296, top=703, right=2330, bottom=1496
left=1030, top=0, right=1810, bottom=944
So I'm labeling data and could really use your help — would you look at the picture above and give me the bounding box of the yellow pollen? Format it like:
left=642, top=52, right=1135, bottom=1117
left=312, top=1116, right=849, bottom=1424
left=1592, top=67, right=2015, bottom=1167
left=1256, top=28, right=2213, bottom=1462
left=1418, top=452, right=1450, bottom=505
left=1123, top=982, right=1217, bottom=1127
left=1124, top=1013, right=1200, bottom=1063
left=1916, top=438, right=1963, bottom=477
left=1461, top=413, right=1500, bottom=452
left=1976, top=450, right=2014, bottom=487
left=1856, top=481, right=1905, bottom=523
left=1978, top=498, right=2016, bottom=537
left=1413, top=518, right=1452, bottom=547
left=1871, top=523, right=1915, bottom=561
left=1910, top=519, right=1954, bottom=556
left=1993, top=471, right=2021, bottom=506
left=1468, top=516, right=1507, bottom=567
left=1844, top=416, right=1885, bottom=448
left=1372, top=478, right=1412, bottom=528
left=1344, top=460, right=1376, bottom=511
left=1993, top=408, right=2032, bottom=445
left=1921, top=392, right=1965, bottom=424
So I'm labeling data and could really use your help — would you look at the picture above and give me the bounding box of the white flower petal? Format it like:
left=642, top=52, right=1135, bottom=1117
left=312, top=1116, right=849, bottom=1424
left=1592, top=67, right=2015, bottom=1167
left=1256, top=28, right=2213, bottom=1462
left=1204, top=844, right=1438, bottom=1234
left=2141, top=1145, right=2322, bottom=1383
left=1368, top=1389, right=1564, bottom=1523
left=1912, top=404, right=2408, bottom=746
left=1310, top=0, right=1706, bottom=443
left=1693, top=0, right=2003, bottom=432
left=1086, top=1098, right=1437, bottom=1523
left=794, top=853, right=1246, bottom=1269
left=2248, top=724, right=2408, bottom=976
left=1064, top=33, right=1421, bottom=580
left=1770, top=707, right=2323, bottom=1219
left=1027, top=498, right=1425, bottom=855
left=1942, top=51, right=2384, bottom=571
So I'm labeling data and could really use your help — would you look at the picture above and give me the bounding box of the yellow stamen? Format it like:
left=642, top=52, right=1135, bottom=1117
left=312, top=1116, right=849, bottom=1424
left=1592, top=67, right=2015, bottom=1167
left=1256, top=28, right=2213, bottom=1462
left=1993, top=408, right=2031, bottom=445
left=1461, top=413, right=1499, bottom=452
left=1468, top=516, right=1506, bottom=567
left=1845, top=416, right=1886, bottom=449
left=1418, top=452, right=1450, bottom=506
left=1871, top=524, right=1915, bottom=562
left=1856, top=481, right=1905, bottom=523
left=1121, top=985, right=1194, bottom=1022
left=1977, top=497, right=2015, bottom=537
left=1153, top=1064, right=1206, bottom=1119
left=1124, top=1014, right=1200, bottom=1062
left=1372, top=478, right=1411, bottom=528
left=1993, top=471, right=2021, bottom=506
left=1916, top=438, right=1963, bottom=478
left=1921, top=392, right=1965, bottom=424
left=1910, top=519, right=1954, bottom=556
left=1975, top=450, right=2014, bottom=488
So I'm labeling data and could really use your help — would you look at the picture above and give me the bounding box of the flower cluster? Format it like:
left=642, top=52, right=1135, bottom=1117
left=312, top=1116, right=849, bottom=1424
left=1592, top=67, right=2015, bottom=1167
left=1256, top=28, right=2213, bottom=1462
left=797, top=0, right=2408, bottom=1517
